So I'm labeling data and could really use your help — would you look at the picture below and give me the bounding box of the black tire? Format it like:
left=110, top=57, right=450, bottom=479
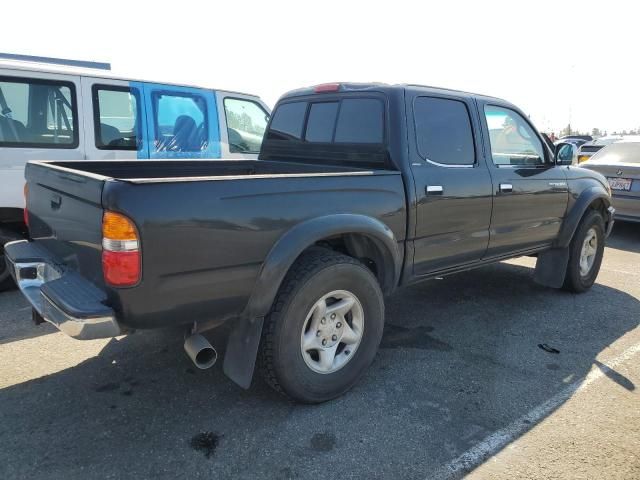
left=0, top=228, right=21, bottom=293
left=259, top=249, right=384, bottom=403
left=562, top=210, right=605, bottom=293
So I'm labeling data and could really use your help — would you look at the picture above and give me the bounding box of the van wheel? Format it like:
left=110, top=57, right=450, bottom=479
left=562, top=210, right=605, bottom=293
left=259, top=249, right=384, bottom=403
left=0, top=229, right=20, bottom=292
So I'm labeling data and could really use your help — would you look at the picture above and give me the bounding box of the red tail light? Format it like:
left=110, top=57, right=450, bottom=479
left=102, top=211, right=141, bottom=287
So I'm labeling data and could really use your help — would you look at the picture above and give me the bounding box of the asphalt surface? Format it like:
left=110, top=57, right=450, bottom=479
left=1, top=223, right=638, bottom=480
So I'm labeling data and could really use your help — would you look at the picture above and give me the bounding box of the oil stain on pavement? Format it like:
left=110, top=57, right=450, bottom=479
left=380, top=324, right=452, bottom=351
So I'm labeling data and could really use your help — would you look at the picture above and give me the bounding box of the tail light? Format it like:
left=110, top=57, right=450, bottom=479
left=23, top=183, right=29, bottom=227
left=102, top=211, right=141, bottom=287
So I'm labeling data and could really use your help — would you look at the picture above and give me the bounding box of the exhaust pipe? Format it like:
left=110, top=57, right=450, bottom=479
left=184, top=334, right=218, bottom=369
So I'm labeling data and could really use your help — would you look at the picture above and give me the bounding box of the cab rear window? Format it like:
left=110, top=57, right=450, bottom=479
left=267, top=97, right=384, bottom=145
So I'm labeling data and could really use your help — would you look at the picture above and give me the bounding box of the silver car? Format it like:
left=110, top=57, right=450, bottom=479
left=581, top=142, right=640, bottom=222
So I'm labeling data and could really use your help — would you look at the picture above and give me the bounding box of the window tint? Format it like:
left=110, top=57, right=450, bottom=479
left=485, top=106, right=545, bottom=166
left=414, top=97, right=475, bottom=165
left=0, top=77, right=77, bottom=148
left=268, top=101, right=307, bottom=140
left=93, top=86, right=139, bottom=150
left=334, top=99, right=383, bottom=143
left=153, top=92, right=208, bottom=152
left=305, top=102, right=339, bottom=142
left=223, top=98, right=269, bottom=153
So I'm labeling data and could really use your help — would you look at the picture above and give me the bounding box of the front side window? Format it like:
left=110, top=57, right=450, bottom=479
left=0, top=76, right=77, bottom=148
left=414, top=97, right=475, bottom=165
left=93, top=86, right=139, bottom=150
left=153, top=92, right=208, bottom=152
left=485, top=106, right=546, bottom=166
left=223, top=98, right=269, bottom=153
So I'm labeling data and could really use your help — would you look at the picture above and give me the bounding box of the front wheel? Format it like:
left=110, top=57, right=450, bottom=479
left=259, top=249, right=384, bottom=403
left=562, top=210, right=605, bottom=293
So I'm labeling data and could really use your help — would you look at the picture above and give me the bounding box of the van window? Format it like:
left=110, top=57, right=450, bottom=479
left=153, top=92, right=208, bottom=152
left=223, top=98, right=269, bottom=153
left=93, top=86, right=140, bottom=150
left=334, top=99, right=384, bottom=143
left=0, top=76, right=77, bottom=148
left=267, top=101, right=307, bottom=141
left=414, top=97, right=475, bottom=165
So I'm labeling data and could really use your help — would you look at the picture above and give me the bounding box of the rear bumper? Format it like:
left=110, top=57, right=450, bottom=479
left=4, top=240, right=120, bottom=340
left=612, top=195, right=640, bottom=223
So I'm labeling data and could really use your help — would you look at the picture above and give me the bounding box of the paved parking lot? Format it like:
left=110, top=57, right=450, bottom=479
left=1, top=223, right=638, bottom=480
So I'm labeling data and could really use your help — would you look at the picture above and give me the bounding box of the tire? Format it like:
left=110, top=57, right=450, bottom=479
left=0, top=229, right=21, bottom=293
left=562, top=210, right=605, bottom=293
left=259, top=249, right=385, bottom=403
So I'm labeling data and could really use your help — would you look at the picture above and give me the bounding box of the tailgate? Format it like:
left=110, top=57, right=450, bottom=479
left=25, top=161, right=106, bottom=287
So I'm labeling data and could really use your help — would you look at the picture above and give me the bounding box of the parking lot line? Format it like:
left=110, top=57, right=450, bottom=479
left=430, top=341, right=640, bottom=480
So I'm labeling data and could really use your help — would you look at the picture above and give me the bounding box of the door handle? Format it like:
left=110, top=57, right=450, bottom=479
left=426, top=185, right=443, bottom=195
left=499, top=183, right=513, bottom=193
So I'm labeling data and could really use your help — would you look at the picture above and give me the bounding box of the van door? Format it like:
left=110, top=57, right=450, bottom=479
left=0, top=69, right=83, bottom=210
left=81, top=77, right=148, bottom=160
left=144, top=84, right=220, bottom=159
left=216, top=91, right=270, bottom=158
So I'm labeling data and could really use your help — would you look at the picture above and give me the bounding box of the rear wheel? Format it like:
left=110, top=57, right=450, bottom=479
left=0, top=228, right=21, bottom=292
left=562, top=210, right=605, bottom=293
left=259, top=249, right=384, bottom=403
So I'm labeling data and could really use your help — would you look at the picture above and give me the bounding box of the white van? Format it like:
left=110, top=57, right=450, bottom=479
left=0, top=54, right=271, bottom=290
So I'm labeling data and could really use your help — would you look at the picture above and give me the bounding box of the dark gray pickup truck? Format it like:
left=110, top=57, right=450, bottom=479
left=5, top=83, right=615, bottom=403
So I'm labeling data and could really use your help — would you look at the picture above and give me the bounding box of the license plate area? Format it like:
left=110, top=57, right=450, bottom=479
left=607, top=177, right=633, bottom=191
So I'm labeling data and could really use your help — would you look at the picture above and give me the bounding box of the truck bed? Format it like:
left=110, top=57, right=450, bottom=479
left=44, top=159, right=366, bottom=182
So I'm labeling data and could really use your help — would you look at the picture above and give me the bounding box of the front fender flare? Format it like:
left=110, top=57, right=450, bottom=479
left=555, top=186, right=611, bottom=248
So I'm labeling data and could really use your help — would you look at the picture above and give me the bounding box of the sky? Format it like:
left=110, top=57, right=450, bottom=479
left=3, top=0, right=639, bottom=134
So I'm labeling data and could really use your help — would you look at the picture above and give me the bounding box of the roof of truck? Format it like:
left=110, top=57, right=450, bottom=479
left=0, top=59, right=262, bottom=98
left=279, top=82, right=508, bottom=104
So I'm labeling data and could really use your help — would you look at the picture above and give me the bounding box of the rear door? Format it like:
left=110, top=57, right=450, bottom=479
left=216, top=91, right=270, bottom=158
left=81, top=77, right=149, bottom=159
left=407, top=92, right=493, bottom=275
left=144, top=84, right=220, bottom=159
left=478, top=101, right=568, bottom=256
left=0, top=69, right=83, bottom=209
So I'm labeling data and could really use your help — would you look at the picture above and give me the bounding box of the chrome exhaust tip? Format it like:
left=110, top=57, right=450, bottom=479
left=184, top=334, right=217, bottom=369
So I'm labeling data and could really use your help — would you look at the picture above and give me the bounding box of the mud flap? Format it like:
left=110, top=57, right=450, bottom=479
left=223, top=316, right=265, bottom=389
left=533, top=248, right=569, bottom=288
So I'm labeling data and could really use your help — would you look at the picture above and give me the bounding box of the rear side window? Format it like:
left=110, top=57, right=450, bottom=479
left=0, top=76, right=78, bottom=148
left=92, top=85, right=140, bottom=150
left=268, top=101, right=307, bottom=140
left=334, top=99, right=384, bottom=144
left=414, top=97, right=475, bottom=165
left=153, top=92, right=208, bottom=152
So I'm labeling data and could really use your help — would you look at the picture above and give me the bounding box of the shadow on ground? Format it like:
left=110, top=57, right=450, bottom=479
left=0, top=262, right=638, bottom=480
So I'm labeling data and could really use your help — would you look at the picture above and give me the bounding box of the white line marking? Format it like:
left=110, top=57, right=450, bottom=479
left=430, top=342, right=640, bottom=480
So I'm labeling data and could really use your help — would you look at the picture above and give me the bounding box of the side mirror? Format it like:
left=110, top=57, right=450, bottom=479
left=555, top=142, right=575, bottom=165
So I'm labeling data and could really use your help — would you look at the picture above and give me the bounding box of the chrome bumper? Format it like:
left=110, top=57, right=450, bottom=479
left=4, top=240, right=120, bottom=340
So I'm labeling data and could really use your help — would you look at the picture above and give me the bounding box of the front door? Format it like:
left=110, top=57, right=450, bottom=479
left=408, top=94, right=493, bottom=275
left=479, top=103, right=569, bottom=256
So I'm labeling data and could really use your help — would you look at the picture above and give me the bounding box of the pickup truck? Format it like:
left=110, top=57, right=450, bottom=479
left=5, top=83, right=615, bottom=403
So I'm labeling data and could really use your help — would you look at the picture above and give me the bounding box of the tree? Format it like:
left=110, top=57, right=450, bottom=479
left=560, top=123, right=572, bottom=137
left=591, top=128, right=602, bottom=137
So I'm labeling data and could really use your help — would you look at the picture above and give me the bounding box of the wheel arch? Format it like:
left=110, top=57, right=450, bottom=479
left=555, top=186, right=611, bottom=248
